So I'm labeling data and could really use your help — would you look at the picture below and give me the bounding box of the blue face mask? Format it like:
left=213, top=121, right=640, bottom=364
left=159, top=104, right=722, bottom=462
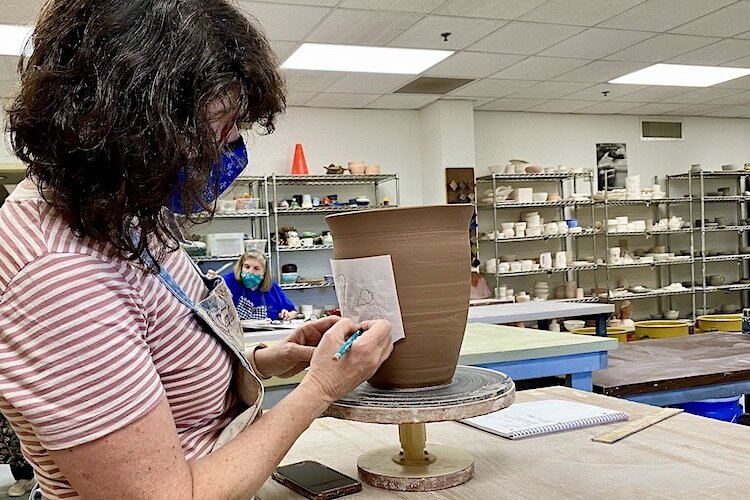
left=241, top=271, right=263, bottom=289
left=170, top=136, right=249, bottom=214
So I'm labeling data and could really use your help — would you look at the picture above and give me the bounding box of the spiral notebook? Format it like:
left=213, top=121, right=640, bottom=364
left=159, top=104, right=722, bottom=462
left=462, top=400, right=629, bottom=440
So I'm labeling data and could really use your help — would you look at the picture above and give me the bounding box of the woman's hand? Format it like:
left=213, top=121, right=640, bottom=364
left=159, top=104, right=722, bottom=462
left=300, top=319, right=393, bottom=405
left=278, top=309, right=298, bottom=321
left=253, top=316, right=342, bottom=378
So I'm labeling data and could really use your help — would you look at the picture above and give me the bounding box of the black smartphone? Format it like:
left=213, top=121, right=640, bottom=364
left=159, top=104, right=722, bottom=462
left=272, top=461, right=362, bottom=500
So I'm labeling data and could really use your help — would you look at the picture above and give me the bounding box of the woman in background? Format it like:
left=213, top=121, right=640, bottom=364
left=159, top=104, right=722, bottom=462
left=221, top=250, right=297, bottom=321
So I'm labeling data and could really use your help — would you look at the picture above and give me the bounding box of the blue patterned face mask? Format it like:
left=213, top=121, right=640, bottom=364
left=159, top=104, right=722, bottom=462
left=241, top=271, right=263, bottom=289
left=170, top=136, right=248, bottom=214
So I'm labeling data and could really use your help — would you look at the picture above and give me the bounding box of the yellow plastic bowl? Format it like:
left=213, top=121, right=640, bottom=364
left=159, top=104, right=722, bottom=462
left=571, top=327, right=628, bottom=343
left=696, top=314, right=741, bottom=332
left=634, top=320, right=689, bottom=339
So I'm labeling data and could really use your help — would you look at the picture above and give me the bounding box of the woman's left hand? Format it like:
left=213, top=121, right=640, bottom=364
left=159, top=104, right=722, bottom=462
left=253, top=316, right=342, bottom=378
left=279, top=309, right=298, bottom=321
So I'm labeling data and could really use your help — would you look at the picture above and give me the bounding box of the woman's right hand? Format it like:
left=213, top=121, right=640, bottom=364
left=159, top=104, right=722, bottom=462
left=301, top=318, right=393, bottom=405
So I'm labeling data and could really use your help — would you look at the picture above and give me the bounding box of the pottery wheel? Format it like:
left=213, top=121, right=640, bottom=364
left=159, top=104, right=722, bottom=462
left=323, top=366, right=515, bottom=492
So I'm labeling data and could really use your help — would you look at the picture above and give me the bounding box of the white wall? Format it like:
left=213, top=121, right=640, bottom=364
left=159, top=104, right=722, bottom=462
left=474, top=111, right=750, bottom=180
left=245, top=106, right=422, bottom=207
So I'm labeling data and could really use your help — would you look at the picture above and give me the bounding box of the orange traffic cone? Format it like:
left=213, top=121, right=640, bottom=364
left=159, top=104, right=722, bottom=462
left=291, top=143, right=309, bottom=175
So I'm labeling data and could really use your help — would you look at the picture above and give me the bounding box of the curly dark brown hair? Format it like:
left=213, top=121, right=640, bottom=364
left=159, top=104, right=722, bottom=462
left=6, top=0, right=285, bottom=271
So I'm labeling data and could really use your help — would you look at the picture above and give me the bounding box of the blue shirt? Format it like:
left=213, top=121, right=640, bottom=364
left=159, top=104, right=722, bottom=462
left=221, top=271, right=295, bottom=320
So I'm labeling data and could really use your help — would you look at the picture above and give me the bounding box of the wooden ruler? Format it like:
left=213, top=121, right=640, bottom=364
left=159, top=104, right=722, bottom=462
left=592, top=408, right=683, bottom=444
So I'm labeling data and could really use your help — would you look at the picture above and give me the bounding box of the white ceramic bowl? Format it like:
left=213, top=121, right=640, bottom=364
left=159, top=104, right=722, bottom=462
left=532, top=192, right=548, bottom=202
left=664, top=310, right=679, bottom=320
left=563, top=320, right=585, bottom=331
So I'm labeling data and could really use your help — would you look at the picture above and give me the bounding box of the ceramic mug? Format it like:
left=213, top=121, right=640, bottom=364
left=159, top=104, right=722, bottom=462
left=555, top=251, right=567, bottom=268
left=540, top=252, right=552, bottom=269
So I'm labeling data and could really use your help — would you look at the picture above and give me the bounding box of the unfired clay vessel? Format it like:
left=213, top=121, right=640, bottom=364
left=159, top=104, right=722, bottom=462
left=326, top=205, right=473, bottom=389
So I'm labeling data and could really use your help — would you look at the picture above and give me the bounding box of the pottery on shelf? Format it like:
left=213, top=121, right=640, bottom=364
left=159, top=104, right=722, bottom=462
left=326, top=205, right=474, bottom=389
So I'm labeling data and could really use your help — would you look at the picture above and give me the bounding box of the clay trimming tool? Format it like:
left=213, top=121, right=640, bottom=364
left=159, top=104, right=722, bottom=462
left=323, top=366, right=515, bottom=491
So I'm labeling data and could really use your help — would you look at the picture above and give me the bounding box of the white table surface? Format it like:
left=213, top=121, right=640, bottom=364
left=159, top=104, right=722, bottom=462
left=467, top=301, right=614, bottom=324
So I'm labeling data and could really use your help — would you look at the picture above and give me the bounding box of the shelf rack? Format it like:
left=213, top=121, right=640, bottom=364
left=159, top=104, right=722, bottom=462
left=269, top=173, right=400, bottom=287
left=476, top=171, right=598, bottom=301
left=666, top=169, right=749, bottom=316
left=187, top=175, right=271, bottom=270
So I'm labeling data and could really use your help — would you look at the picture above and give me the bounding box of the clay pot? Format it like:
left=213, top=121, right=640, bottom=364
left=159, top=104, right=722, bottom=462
left=326, top=205, right=473, bottom=389
left=348, top=161, right=366, bottom=175
left=364, top=164, right=381, bottom=175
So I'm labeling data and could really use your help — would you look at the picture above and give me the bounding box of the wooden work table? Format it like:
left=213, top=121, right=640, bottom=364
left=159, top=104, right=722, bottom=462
left=593, top=332, right=750, bottom=406
left=257, top=386, right=749, bottom=499
left=262, top=324, right=617, bottom=407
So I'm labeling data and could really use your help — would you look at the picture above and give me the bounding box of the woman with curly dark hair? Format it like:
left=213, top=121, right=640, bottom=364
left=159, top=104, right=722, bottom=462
left=0, top=1, right=393, bottom=499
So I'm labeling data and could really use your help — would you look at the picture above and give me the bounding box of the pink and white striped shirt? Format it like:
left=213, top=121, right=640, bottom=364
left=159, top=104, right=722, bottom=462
left=0, top=185, right=241, bottom=499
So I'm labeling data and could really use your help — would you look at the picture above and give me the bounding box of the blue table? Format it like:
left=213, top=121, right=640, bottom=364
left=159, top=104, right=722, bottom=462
left=459, top=323, right=618, bottom=391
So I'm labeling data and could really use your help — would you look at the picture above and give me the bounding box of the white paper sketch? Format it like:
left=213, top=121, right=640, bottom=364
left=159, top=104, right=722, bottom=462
left=330, top=255, right=405, bottom=343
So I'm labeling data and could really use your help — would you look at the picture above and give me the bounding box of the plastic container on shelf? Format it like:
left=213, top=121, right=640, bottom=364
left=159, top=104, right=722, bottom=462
left=244, top=239, right=267, bottom=253
left=206, top=233, right=245, bottom=256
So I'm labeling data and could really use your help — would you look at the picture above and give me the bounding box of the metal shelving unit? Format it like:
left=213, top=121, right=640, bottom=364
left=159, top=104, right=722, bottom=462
left=187, top=175, right=270, bottom=268
left=666, top=169, right=749, bottom=317
left=476, top=171, right=598, bottom=301
left=597, top=171, right=696, bottom=317
left=269, top=173, right=400, bottom=286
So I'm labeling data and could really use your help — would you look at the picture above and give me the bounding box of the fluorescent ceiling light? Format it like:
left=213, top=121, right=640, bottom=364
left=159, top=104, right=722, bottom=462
left=282, top=43, right=453, bottom=74
left=610, top=63, right=750, bottom=87
left=0, top=24, right=33, bottom=56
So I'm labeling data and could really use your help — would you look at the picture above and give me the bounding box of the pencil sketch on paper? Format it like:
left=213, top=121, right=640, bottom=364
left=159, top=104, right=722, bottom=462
left=330, top=255, right=405, bottom=343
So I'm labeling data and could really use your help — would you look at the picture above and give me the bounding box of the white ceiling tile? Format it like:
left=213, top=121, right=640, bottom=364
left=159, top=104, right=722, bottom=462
left=611, top=86, right=694, bottom=102
left=660, top=104, right=727, bottom=115
left=702, top=105, right=750, bottom=117
left=340, top=0, right=445, bottom=14
left=671, top=1, right=750, bottom=37
left=605, top=34, right=718, bottom=63
left=283, top=69, right=344, bottom=92
left=520, top=0, right=645, bottom=26
left=715, top=75, right=750, bottom=89
left=553, top=60, right=650, bottom=83
left=540, top=28, right=655, bottom=59
left=324, top=73, right=414, bottom=94
left=724, top=55, right=750, bottom=68
left=478, top=98, right=550, bottom=111
left=659, top=87, right=743, bottom=104
left=450, top=78, right=540, bottom=98
left=508, top=81, right=592, bottom=99
left=270, top=41, right=298, bottom=60
left=0, top=0, right=43, bottom=24
left=700, top=90, right=750, bottom=106
left=619, top=102, right=690, bottom=114
left=469, top=22, right=585, bottom=55
left=366, top=94, right=439, bottom=109
left=424, top=52, right=524, bottom=78
left=576, top=101, right=648, bottom=114
left=389, top=16, right=505, bottom=50
left=238, top=2, right=331, bottom=41
left=527, top=99, right=601, bottom=113
left=669, top=39, right=750, bottom=65
left=599, top=0, right=736, bottom=32
left=435, top=0, right=547, bottom=20
left=287, top=92, right=317, bottom=106
left=490, top=56, right=590, bottom=80
left=304, top=93, right=378, bottom=108
left=563, top=83, right=649, bottom=100
left=306, top=9, right=422, bottom=45
left=251, top=0, right=339, bottom=5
